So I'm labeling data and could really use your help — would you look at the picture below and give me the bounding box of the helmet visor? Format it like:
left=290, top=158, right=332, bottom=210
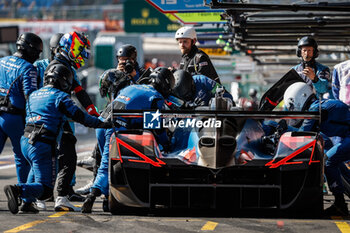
left=80, top=48, right=90, bottom=59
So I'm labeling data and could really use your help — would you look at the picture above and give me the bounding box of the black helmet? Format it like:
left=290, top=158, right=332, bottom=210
left=172, top=70, right=195, bottom=101
left=99, top=69, right=132, bottom=99
left=44, top=63, right=73, bottom=93
left=49, top=33, right=64, bottom=61
left=296, top=36, right=319, bottom=58
left=149, top=67, right=175, bottom=98
left=16, top=32, right=43, bottom=63
left=116, top=44, right=137, bottom=60
left=248, top=88, right=257, bottom=98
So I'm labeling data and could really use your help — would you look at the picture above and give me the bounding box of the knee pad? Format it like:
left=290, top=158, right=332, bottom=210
left=38, top=185, right=53, bottom=201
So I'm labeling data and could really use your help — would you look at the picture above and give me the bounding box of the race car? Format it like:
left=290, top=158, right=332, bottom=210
left=108, top=70, right=324, bottom=215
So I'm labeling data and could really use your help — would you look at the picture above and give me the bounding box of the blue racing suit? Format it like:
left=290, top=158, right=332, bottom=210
left=42, top=56, right=100, bottom=197
left=192, top=75, right=233, bottom=106
left=293, top=62, right=331, bottom=98
left=34, top=58, right=49, bottom=88
left=296, top=99, right=350, bottom=195
left=0, top=55, right=37, bottom=183
left=18, top=86, right=104, bottom=203
left=92, top=84, right=166, bottom=196
left=33, top=58, right=80, bottom=190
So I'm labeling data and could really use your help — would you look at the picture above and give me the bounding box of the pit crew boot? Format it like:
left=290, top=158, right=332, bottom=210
left=324, top=194, right=349, bottom=216
left=102, top=197, right=109, bottom=212
left=54, top=196, right=81, bottom=212
left=81, top=194, right=96, bottom=213
left=4, top=185, right=22, bottom=214
left=81, top=188, right=100, bottom=213
left=35, top=199, right=47, bottom=210
left=19, top=202, right=39, bottom=214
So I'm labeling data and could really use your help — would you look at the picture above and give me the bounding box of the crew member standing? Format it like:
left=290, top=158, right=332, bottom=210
left=0, top=32, right=42, bottom=184
left=3, top=63, right=111, bottom=214
left=49, top=31, right=100, bottom=211
left=174, top=26, right=220, bottom=84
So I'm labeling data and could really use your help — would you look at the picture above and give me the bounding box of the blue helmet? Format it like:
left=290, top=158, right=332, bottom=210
left=59, top=31, right=91, bottom=69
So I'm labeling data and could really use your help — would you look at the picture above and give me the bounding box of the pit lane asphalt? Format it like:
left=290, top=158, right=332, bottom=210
left=0, top=129, right=349, bottom=233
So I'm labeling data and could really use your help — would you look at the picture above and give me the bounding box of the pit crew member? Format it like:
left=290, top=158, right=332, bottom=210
left=284, top=82, right=350, bottom=216
left=172, top=70, right=233, bottom=107
left=0, top=32, right=42, bottom=184
left=293, top=36, right=331, bottom=98
left=47, top=31, right=100, bottom=211
left=81, top=67, right=175, bottom=213
left=3, top=63, right=111, bottom=214
left=116, top=44, right=146, bottom=83
left=174, top=27, right=220, bottom=84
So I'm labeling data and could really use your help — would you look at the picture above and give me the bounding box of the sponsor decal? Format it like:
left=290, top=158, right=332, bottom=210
left=144, top=110, right=161, bottom=129
left=199, top=61, right=208, bottom=66
left=28, top=115, right=41, bottom=122
left=143, top=110, right=221, bottom=129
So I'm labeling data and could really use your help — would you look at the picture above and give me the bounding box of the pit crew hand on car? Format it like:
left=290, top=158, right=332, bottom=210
left=184, top=97, right=205, bottom=109
left=183, top=101, right=197, bottom=109
left=276, top=119, right=288, bottom=134
left=193, top=97, right=205, bottom=106
left=96, top=120, right=113, bottom=129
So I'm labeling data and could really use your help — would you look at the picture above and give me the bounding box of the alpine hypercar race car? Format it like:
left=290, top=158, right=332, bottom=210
left=108, top=70, right=324, bottom=215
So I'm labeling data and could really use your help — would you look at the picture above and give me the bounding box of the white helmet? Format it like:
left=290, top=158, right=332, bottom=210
left=175, top=26, right=197, bottom=40
left=283, top=82, right=315, bottom=111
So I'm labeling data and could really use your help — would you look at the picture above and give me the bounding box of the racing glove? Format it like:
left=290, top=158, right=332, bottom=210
left=96, top=120, right=113, bottom=129
left=184, top=97, right=205, bottom=109
left=193, top=97, right=205, bottom=106
left=276, top=119, right=288, bottom=134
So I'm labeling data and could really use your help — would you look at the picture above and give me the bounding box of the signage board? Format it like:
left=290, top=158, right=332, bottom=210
left=172, top=12, right=225, bottom=24
left=146, top=0, right=223, bottom=13
left=124, top=0, right=180, bottom=32
left=201, top=48, right=228, bottom=56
